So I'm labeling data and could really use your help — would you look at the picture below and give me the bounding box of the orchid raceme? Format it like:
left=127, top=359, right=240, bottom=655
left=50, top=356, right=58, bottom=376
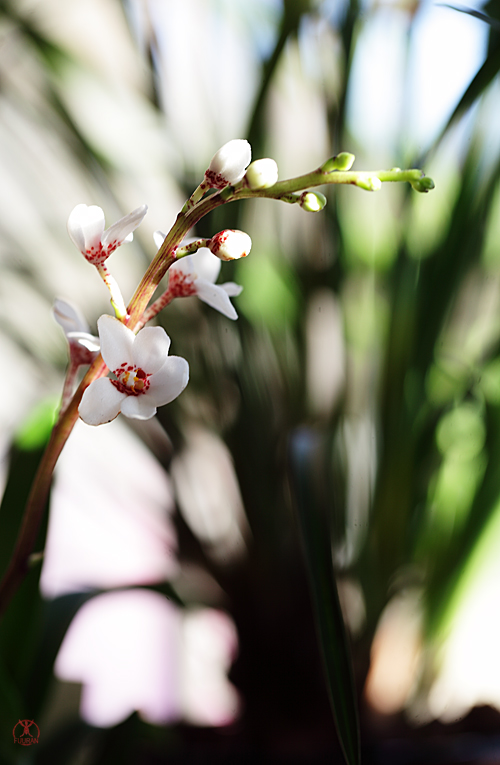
left=205, top=139, right=251, bottom=189
left=145, top=233, right=243, bottom=321
left=208, top=230, right=252, bottom=261
left=67, top=204, right=148, bottom=266
left=79, top=316, right=189, bottom=426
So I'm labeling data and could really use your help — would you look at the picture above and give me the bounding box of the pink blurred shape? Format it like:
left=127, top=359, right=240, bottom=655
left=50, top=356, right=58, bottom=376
left=55, top=589, right=241, bottom=728
left=40, top=418, right=178, bottom=597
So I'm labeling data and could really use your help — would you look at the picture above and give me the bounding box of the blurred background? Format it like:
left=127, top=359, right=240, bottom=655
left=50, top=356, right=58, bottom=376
left=1, top=0, right=500, bottom=762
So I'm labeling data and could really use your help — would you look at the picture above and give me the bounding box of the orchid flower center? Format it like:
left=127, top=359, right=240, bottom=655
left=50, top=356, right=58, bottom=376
left=111, top=363, right=151, bottom=396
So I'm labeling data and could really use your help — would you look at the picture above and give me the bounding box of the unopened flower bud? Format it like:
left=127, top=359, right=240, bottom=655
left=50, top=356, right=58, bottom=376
left=299, top=191, right=327, bottom=212
left=356, top=175, right=382, bottom=192
left=245, top=158, right=279, bottom=189
left=208, top=229, right=252, bottom=261
left=410, top=176, right=435, bottom=193
left=321, top=152, right=355, bottom=173
left=205, top=139, right=252, bottom=189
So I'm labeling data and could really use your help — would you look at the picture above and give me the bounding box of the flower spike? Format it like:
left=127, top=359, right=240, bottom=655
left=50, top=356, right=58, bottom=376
left=79, top=316, right=189, bottom=426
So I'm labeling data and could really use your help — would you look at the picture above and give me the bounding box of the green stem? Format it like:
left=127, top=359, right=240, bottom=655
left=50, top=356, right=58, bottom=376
left=231, top=166, right=429, bottom=200
left=135, top=291, right=174, bottom=331
left=0, top=354, right=107, bottom=616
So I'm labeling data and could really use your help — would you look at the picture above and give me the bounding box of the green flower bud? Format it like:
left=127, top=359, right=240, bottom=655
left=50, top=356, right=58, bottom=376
left=410, top=176, right=435, bottom=193
left=356, top=175, right=382, bottom=192
left=299, top=191, right=327, bottom=212
left=321, top=152, right=355, bottom=173
left=245, top=158, right=279, bottom=189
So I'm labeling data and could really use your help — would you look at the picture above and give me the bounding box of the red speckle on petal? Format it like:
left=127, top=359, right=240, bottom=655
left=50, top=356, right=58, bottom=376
left=168, top=270, right=197, bottom=298
left=209, top=229, right=230, bottom=255
left=204, top=169, right=229, bottom=190
left=84, top=243, right=108, bottom=266
left=105, top=239, right=119, bottom=256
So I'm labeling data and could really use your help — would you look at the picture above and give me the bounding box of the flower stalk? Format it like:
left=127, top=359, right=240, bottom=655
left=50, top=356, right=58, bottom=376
left=0, top=148, right=435, bottom=616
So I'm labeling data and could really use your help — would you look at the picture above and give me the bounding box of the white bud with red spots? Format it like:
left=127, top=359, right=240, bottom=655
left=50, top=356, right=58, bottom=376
left=79, top=315, right=189, bottom=426
left=245, top=158, right=278, bottom=190
left=204, top=139, right=251, bottom=190
left=208, top=230, right=252, bottom=262
left=67, top=204, right=148, bottom=266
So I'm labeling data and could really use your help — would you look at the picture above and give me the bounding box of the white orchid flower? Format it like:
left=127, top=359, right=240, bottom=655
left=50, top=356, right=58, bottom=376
left=67, top=204, right=148, bottom=266
left=154, top=233, right=243, bottom=321
left=205, top=139, right=251, bottom=189
left=79, top=315, right=189, bottom=426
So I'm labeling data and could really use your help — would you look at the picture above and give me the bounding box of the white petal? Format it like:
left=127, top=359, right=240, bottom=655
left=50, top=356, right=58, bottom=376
left=120, top=396, right=158, bottom=421
left=79, top=378, right=125, bottom=426
left=153, top=230, right=166, bottom=250
left=53, top=298, right=90, bottom=335
left=67, top=331, right=100, bottom=353
left=208, top=139, right=251, bottom=185
left=67, top=204, right=105, bottom=253
left=189, top=248, right=221, bottom=283
left=220, top=282, right=243, bottom=297
left=132, top=326, right=171, bottom=374
left=170, top=254, right=195, bottom=278
left=101, top=205, right=148, bottom=250
left=97, top=315, right=134, bottom=372
left=148, top=357, right=189, bottom=407
left=196, top=280, right=238, bottom=320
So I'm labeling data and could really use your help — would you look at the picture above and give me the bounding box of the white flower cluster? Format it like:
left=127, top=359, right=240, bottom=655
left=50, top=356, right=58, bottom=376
left=60, top=139, right=268, bottom=427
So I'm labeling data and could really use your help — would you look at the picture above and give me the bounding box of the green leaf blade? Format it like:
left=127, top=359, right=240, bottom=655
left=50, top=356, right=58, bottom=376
left=289, top=428, right=361, bottom=765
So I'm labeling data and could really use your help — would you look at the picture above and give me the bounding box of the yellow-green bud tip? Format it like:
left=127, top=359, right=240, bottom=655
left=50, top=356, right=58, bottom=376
left=321, top=152, right=355, bottom=173
left=356, top=175, right=382, bottom=192
left=410, top=176, right=435, bottom=193
left=300, top=191, right=327, bottom=212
